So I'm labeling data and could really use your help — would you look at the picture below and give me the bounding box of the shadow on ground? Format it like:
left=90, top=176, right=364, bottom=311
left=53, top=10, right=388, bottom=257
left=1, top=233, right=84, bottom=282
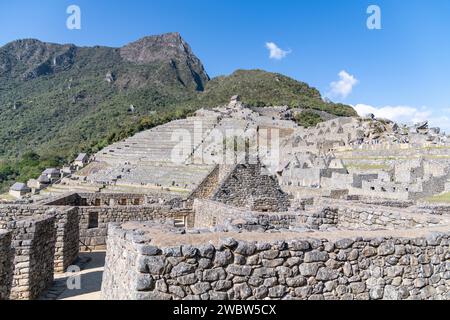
left=41, top=251, right=106, bottom=300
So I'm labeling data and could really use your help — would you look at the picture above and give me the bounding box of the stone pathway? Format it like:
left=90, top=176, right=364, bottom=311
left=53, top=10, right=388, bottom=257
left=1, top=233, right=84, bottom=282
left=41, top=251, right=105, bottom=300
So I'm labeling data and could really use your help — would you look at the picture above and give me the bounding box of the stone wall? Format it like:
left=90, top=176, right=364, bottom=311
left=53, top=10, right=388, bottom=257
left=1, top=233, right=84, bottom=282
left=0, top=230, right=13, bottom=300
left=193, top=199, right=298, bottom=231
left=8, top=215, right=56, bottom=300
left=187, top=165, right=220, bottom=202
left=212, top=164, right=290, bottom=212
left=0, top=205, right=79, bottom=272
left=102, top=224, right=450, bottom=300
left=54, top=207, right=79, bottom=272
left=0, top=205, right=48, bottom=229
left=0, top=201, right=188, bottom=255
left=193, top=199, right=448, bottom=233
left=42, top=193, right=81, bottom=206
left=351, top=197, right=414, bottom=208
left=101, top=224, right=142, bottom=300
left=416, top=203, right=450, bottom=216
left=78, top=205, right=192, bottom=249
left=337, top=208, right=436, bottom=230
left=43, top=192, right=181, bottom=207
left=316, top=199, right=447, bottom=230
left=352, top=174, right=379, bottom=188
left=296, top=207, right=338, bottom=230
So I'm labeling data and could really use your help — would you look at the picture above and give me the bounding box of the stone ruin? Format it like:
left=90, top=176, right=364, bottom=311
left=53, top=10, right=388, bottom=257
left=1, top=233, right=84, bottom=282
left=0, top=97, right=449, bottom=300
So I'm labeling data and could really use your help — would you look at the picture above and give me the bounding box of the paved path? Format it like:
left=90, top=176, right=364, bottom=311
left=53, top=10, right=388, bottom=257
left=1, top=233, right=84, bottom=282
left=42, top=251, right=105, bottom=300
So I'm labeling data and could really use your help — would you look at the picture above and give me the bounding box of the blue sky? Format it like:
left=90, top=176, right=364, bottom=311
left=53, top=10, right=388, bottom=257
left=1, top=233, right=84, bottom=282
left=1, top=0, right=449, bottom=130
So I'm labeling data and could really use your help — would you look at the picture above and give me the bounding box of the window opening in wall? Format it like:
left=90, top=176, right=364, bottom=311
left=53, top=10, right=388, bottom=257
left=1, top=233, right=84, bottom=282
left=119, top=198, right=127, bottom=205
left=133, top=198, right=140, bottom=205
left=88, top=212, right=99, bottom=229
left=94, top=199, right=101, bottom=206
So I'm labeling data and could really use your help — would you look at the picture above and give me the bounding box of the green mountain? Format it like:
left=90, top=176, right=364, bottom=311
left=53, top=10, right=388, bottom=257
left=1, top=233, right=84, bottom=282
left=196, top=69, right=356, bottom=118
left=0, top=32, right=356, bottom=191
left=0, top=33, right=208, bottom=159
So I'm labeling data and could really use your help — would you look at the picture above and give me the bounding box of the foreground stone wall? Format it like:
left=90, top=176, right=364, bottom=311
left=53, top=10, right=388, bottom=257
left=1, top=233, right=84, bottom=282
left=55, top=207, right=79, bottom=272
left=102, top=224, right=450, bottom=300
left=78, top=205, right=192, bottom=249
left=0, top=205, right=79, bottom=272
left=0, top=230, right=13, bottom=300
left=8, top=216, right=56, bottom=300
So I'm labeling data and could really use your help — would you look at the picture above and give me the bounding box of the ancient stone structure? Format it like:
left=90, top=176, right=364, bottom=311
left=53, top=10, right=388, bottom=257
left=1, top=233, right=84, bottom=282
left=102, top=223, right=449, bottom=300
left=193, top=199, right=298, bottom=231
left=2, top=97, right=450, bottom=300
left=0, top=205, right=79, bottom=273
left=8, top=215, right=56, bottom=300
left=0, top=230, right=13, bottom=300
left=212, top=164, right=290, bottom=212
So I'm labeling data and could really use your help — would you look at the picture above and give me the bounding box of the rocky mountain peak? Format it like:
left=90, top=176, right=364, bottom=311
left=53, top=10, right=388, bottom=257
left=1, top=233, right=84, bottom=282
left=119, top=32, right=209, bottom=90
left=0, top=39, right=77, bottom=79
left=120, top=32, right=189, bottom=63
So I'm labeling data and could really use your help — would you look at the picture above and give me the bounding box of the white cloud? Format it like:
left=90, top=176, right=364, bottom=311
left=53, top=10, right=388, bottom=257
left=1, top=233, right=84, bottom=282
left=328, top=70, right=358, bottom=99
left=353, top=103, right=450, bottom=133
left=265, top=42, right=291, bottom=60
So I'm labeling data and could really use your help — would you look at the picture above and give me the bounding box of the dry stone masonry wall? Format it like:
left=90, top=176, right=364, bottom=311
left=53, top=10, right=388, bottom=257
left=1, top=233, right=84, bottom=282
left=0, top=205, right=79, bottom=272
left=78, top=205, right=192, bottom=249
left=212, top=164, right=290, bottom=212
left=102, top=224, right=450, bottom=300
left=316, top=199, right=447, bottom=230
left=0, top=230, right=13, bottom=300
left=193, top=199, right=298, bottom=232
left=8, top=215, right=56, bottom=300
left=55, top=207, right=79, bottom=272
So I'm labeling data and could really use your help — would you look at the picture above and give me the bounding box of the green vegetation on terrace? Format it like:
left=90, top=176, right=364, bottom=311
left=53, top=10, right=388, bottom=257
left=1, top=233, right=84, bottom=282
left=426, top=192, right=450, bottom=203
left=294, top=110, right=323, bottom=128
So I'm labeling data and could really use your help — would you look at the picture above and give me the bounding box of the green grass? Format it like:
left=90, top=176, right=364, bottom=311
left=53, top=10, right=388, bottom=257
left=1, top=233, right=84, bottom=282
left=426, top=192, right=450, bottom=203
